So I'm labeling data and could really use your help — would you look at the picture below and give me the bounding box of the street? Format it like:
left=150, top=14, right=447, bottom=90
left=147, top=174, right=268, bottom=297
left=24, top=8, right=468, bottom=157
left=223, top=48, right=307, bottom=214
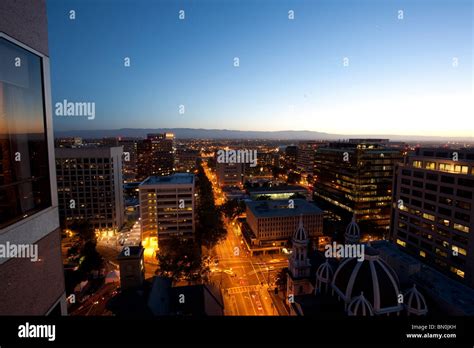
left=203, top=160, right=288, bottom=316
left=208, top=217, right=288, bottom=315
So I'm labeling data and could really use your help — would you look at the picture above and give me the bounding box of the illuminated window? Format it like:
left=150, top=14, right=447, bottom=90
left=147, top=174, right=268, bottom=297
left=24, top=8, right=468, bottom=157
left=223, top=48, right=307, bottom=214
left=452, top=245, right=467, bottom=256
left=419, top=250, right=426, bottom=257
left=422, top=213, right=435, bottom=221
left=439, top=163, right=454, bottom=172
left=425, top=162, right=436, bottom=170
left=396, top=239, right=406, bottom=247
left=454, top=223, right=469, bottom=233
left=413, top=161, right=422, bottom=168
left=450, top=267, right=465, bottom=278
left=438, top=218, right=450, bottom=226
left=454, top=165, right=468, bottom=174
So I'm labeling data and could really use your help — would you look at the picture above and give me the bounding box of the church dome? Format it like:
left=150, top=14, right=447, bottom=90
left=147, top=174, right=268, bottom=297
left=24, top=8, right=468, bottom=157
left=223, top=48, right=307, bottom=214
left=404, top=284, right=428, bottom=316
left=316, top=260, right=333, bottom=284
left=315, top=260, right=334, bottom=294
left=344, top=215, right=360, bottom=244
left=331, top=246, right=403, bottom=315
left=293, top=214, right=308, bottom=243
left=348, top=292, right=374, bottom=316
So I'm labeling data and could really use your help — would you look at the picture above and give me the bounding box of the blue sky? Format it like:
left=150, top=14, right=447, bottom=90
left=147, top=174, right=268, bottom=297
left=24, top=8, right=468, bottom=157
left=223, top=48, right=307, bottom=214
left=47, top=0, right=473, bottom=136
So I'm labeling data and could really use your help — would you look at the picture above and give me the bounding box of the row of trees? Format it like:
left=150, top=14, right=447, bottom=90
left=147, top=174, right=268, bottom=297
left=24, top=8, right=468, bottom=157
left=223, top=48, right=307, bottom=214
left=219, top=198, right=245, bottom=219
left=195, top=161, right=227, bottom=248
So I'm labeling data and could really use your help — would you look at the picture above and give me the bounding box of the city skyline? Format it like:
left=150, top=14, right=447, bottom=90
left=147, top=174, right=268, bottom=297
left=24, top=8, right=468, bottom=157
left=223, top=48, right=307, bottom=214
left=3, top=0, right=474, bottom=343
left=47, top=0, right=473, bottom=137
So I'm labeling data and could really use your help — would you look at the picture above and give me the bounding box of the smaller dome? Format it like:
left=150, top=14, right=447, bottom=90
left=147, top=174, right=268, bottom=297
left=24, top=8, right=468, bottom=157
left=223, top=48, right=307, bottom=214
left=405, top=284, right=428, bottom=316
left=316, top=260, right=333, bottom=284
left=344, top=214, right=360, bottom=244
left=315, top=259, right=334, bottom=294
left=348, top=292, right=374, bottom=316
left=293, top=214, right=308, bottom=242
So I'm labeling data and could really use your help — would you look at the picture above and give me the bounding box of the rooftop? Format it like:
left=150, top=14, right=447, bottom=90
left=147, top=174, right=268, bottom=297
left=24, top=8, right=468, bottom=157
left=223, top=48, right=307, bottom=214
left=414, top=147, right=474, bottom=161
left=371, top=240, right=474, bottom=316
left=247, top=185, right=306, bottom=193
left=140, top=173, right=194, bottom=186
left=117, top=246, right=144, bottom=259
left=246, top=199, right=322, bottom=218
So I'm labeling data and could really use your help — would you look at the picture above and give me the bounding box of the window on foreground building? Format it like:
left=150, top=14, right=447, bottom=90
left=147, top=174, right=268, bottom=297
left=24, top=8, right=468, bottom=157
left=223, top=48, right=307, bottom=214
left=0, top=36, right=51, bottom=228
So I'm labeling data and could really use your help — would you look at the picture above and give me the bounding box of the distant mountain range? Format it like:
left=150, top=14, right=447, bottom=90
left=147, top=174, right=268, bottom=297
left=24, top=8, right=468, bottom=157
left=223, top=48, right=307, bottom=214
left=54, top=128, right=474, bottom=142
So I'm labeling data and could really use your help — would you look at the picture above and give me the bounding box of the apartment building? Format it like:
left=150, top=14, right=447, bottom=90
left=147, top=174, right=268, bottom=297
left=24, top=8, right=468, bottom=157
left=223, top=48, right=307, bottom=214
left=391, top=148, right=474, bottom=287
left=55, top=146, right=125, bottom=233
left=139, top=173, right=195, bottom=244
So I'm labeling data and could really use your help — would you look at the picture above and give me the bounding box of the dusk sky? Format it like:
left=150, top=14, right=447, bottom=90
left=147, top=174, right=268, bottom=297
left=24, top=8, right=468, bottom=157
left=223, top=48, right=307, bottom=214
left=47, top=0, right=473, bottom=137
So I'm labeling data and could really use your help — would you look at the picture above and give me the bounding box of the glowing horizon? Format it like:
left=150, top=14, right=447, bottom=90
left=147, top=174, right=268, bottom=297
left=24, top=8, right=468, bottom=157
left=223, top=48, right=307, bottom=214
left=48, top=0, right=473, bottom=138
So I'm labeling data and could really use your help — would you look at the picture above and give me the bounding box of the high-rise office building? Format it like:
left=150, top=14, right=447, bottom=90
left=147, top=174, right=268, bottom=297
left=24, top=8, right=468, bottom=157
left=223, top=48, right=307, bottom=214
left=118, top=138, right=138, bottom=183
left=284, top=145, right=298, bottom=170
left=0, top=0, right=66, bottom=315
left=176, top=148, right=199, bottom=172
left=391, top=148, right=474, bottom=287
left=55, top=147, right=125, bottom=233
left=296, top=141, right=320, bottom=175
left=139, top=173, right=195, bottom=244
left=99, top=136, right=138, bottom=183
left=137, top=133, right=175, bottom=181
left=313, top=139, right=403, bottom=235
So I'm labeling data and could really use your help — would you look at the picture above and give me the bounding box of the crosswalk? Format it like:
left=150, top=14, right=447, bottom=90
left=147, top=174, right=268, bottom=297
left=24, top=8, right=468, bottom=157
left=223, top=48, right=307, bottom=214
left=226, top=285, right=260, bottom=294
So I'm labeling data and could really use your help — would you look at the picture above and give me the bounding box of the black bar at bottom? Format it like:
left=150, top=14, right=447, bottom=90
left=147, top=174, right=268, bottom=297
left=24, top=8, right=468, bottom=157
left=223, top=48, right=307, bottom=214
left=0, top=316, right=472, bottom=346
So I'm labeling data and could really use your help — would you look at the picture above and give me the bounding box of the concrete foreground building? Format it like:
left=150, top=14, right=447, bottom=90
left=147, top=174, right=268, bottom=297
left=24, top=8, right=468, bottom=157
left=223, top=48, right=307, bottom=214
left=0, top=0, right=66, bottom=315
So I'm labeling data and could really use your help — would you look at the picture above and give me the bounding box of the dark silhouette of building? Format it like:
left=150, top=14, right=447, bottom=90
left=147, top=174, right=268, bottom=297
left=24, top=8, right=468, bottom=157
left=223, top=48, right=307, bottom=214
left=137, top=133, right=175, bottom=181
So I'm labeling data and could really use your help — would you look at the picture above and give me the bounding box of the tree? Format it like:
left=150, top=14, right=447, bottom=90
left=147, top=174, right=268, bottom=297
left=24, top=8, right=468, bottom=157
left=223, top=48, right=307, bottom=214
left=156, top=237, right=207, bottom=282
left=256, top=194, right=271, bottom=201
left=124, top=219, right=136, bottom=230
left=78, top=240, right=103, bottom=273
left=195, top=162, right=227, bottom=248
left=220, top=199, right=245, bottom=219
left=289, top=192, right=306, bottom=200
left=286, top=172, right=301, bottom=184
left=272, top=166, right=286, bottom=179
left=69, top=220, right=95, bottom=242
left=275, top=267, right=288, bottom=290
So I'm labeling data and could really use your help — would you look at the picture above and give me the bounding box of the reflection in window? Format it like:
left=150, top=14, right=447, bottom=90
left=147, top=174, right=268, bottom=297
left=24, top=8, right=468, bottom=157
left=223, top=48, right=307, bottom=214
left=0, top=37, right=51, bottom=228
